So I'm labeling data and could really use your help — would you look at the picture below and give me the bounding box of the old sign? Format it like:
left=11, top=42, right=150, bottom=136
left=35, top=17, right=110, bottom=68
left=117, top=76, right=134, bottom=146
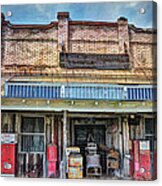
left=60, top=52, right=130, bottom=70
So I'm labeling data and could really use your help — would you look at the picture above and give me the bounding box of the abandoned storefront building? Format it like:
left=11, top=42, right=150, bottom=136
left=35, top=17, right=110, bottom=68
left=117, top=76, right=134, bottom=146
left=1, top=12, right=157, bottom=179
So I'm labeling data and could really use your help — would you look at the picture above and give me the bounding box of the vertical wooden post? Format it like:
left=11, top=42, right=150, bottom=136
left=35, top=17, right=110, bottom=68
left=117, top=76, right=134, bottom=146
left=26, top=153, right=29, bottom=178
left=15, top=113, right=21, bottom=176
left=15, top=113, right=20, bottom=134
left=71, top=119, right=75, bottom=146
left=67, top=116, right=71, bottom=147
left=118, top=117, right=123, bottom=177
left=63, top=110, right=68, bottom=178
left=33, top=154, right=37, bottom=169
left=46, top=116, right=51, bottom=145
left=140, top=116, right=145, bottom=139
left=58, top=117, right=62, bottom=178
left=51, top=116, right=54, bottom=143
left=43, top=115, right=47, bottom=178
left=58, top=119, right=61, bottom=160
left=123, top=116, right=130, bottom=177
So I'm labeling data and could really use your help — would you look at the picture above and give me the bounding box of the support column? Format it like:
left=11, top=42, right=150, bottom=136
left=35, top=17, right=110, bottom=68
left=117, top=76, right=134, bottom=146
left=117, top=17, right=129, bottom=54
left=58, top=117, right=62, bottom=178
left=118, top=117, right=123, bottom=177
left=57, top=12, right=70, bottom=53
left=46, top=116, right=51, bottom=144
left=67, top=116, right=71, bottom=147
left=140, top=116, right=145, bottom=139
left=63, top=110, right=68, bottom=178
left=123, top=116, right=130, bottom=177
left=71, top=119, right=75, bottom=146
left=16, top=113, right=21, bottom=177
left=15, top=113, right=20, bottom=133
left=51, top=116, right=54, bottom=143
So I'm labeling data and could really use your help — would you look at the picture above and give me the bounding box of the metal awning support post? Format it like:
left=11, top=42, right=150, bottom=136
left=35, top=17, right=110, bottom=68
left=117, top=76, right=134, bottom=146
left=62, top=110, right=68, bottom=178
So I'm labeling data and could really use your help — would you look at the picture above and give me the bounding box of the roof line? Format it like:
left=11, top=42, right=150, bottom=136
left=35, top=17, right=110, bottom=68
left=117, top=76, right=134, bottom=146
left=2, top=20, right=58, bottom=29
left=1, top=106, right=155, bottom=113
left=69, top=20, right=118, bottom=27
left=2, top=19, right=156, bottom=33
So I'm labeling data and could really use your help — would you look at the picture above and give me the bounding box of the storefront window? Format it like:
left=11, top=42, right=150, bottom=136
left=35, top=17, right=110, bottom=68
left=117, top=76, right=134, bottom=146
left=21, top=117, right=44, bottom=133
left=20, top=117, right=45, bottom=152
left=145, top=117, right=156, bottom=152
left=145, top=118, right=155, bottom=135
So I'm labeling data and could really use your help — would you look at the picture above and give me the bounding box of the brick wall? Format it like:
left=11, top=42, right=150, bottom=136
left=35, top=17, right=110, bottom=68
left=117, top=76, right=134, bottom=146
left=69, top=25, right=119, bottom=54
left=129, top=32, right=156, bottom=69
left=1, top=12, right=157, bottom=84
left=2, top=24, right=58, bottom=67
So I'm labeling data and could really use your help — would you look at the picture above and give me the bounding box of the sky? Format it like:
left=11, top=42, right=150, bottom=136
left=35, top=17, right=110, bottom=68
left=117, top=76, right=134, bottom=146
left=1, top=1, right=156, bottom=28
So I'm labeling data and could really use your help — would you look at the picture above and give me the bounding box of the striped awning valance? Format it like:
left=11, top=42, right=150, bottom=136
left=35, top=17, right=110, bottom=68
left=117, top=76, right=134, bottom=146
left=4, top=82, right=156, bottom=101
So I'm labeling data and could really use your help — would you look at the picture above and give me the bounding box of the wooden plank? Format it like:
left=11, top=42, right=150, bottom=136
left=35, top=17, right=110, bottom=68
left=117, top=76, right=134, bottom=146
left=43, top=115, right=47, bottom=178
left=130, top=125, right=134, bottom=140
left=71, top=119, right=75, bottom=146
left=17, top=114, right=22, bottom=154
left=54, top=117, right=58, bottom=145
left=18, top=152, right=45, bottom=154
left=1, top=98, right=154, bottom=111
left=19, top=133, right=44, bottom=135
left=69, top=113, right=120, bottom=118
left=123, top=117, right=130, bottom=177
left=118, top=117, right=123, bottom=177
left=51, top=116, right=54, bottom=143
left=15, top=113, right=20, bottom=133
left=46, top=121, right=51, bottom=145
left=122, top=119, right=126, bottom=177
left=33, top=154, right=37, bottom=167
left=58, top=117, right=62, bottom=177
left=125, top=118, right=130, bottom=176
left=26, top=153, right=29, bottom=178
left=62, top=110, right=67, bottom=178
left=67, top=116, right=70, bottom=147
left=140, top=116, right=145, bottom=139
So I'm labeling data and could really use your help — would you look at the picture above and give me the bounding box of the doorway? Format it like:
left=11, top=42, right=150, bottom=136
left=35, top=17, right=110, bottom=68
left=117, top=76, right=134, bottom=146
left=144, top=117, right=157, bottom=178
left=18, top=116, right=46, bottom=177
left=71, top=117, right=121, bottom=176
left=74, top=124, right=106, bottom=174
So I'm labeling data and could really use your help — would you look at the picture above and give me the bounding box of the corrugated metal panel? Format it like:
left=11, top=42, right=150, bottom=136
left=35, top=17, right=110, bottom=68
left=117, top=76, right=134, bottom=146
left=4, top=82, right=156, bottom=101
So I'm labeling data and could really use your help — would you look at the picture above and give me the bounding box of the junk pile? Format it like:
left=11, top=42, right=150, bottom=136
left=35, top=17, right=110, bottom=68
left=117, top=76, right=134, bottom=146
left=106, top=149, right=120, bottom=176
left=99, top=144, right=120, bottom=177
left=85, top=143, right=102, bottom=177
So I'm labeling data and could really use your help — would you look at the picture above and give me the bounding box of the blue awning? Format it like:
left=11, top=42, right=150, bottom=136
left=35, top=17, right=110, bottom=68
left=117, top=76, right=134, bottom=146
left=4, top=82, right=156, bottom=101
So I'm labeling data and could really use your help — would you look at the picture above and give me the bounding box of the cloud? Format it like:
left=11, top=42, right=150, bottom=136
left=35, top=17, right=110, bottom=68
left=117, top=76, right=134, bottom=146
left=33, top=4, right=53, bottom=21
left=1, top=1, right=154, bottom=28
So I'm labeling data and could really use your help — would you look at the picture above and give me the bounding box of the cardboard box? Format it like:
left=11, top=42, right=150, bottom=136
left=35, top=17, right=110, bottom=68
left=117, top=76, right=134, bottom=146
left=139, top=141, right=150, bottom=150
left=69, top=154, right=83, bottom=167
left=66, top=147, right=80, bottom=156
left=68, top=167, right=83, bottom=179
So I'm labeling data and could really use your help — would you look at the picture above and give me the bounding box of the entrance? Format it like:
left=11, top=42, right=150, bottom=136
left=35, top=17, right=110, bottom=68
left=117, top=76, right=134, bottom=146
left=144, top=117, right=157, bottom=179
left=75, top=124, right=106, bottom=174
left=72, top=117, right=121, bottom=176
left=18, top=116, right=46, bottom=177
